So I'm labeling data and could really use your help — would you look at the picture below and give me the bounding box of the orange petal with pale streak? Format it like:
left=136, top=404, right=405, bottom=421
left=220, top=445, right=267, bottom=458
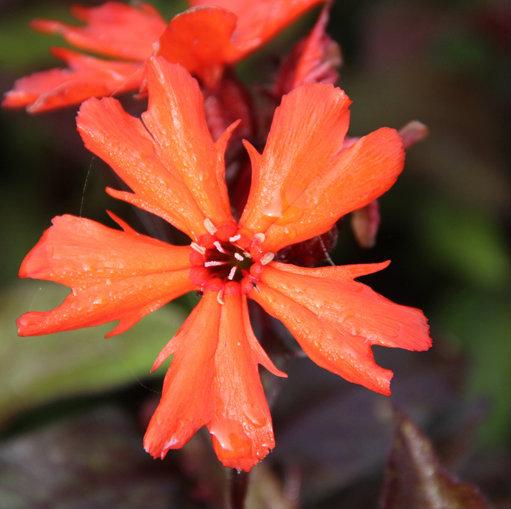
left=209, top=293, right=276, bottom=470
left=32, top=2, right=165, bottom=61
left=239, top=83, right=350, bottom=244
left=17, top=215, right=193, bottom=337
left=141, top=57, right=234, bottom=227
left=189, top=0, right=324, bottom=59
left=250, top=262, right=431, bottom=395
left=146, top=291, right=276, bottom=471
left=77, top=95, right=206, bottom=240
left=2, top=48, right=141, bottom=113
left=240, top=84, right=405, bottom=252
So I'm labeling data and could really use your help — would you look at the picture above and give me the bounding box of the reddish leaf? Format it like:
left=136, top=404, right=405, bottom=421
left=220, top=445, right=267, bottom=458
left=380, top=410, right=490, bottom=509
left=0, top=407, right=191, bottom=509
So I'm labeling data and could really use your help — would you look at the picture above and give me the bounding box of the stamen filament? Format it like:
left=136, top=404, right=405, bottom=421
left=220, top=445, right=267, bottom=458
left=204, top=260, right=228, bottom=267
left=213, top=241, right=227, bottom=254
left=260, top=252, right=275, bottom=265
left=227, top=266, right=237, bottom=281
left=190, top=242, right=206, bottom=254
left=203, top=218, right=217, bottom=235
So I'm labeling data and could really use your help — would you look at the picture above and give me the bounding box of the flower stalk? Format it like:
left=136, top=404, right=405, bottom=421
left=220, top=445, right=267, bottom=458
left=230, top=469, right=250, bottom=509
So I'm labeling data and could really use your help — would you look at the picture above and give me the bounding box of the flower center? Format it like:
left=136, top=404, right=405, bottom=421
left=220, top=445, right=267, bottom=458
left=189, top=219, right=275, bottom=297
left=203, top=240, right=252, bottom=282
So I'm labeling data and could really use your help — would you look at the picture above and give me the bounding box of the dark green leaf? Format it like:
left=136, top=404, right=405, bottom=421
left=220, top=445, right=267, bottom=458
left=0, top=281, right=186, bottom=425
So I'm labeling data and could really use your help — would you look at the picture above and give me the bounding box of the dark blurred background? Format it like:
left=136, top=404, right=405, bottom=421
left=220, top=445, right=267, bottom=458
left=0, top=0, right=510, bottom=508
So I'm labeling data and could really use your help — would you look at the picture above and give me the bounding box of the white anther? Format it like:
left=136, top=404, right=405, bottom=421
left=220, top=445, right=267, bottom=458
left=243, top=251, right=252, bottom=258
left=217, top=290, right=225, bottom=305
left=253, top=232, right=266, bottom=243
left=227, top=266, right=237, bottom=281
left=203, top=218, right=217, bottom=235
left=234, top=252, right=244, bottom=262
left=260, top=252, right=275, bottom=265
left=190, top=242, right=206, bottom=254
left=229, top=234, right=241, bottom=242
left=213, top=241, right=227, bottom=254
left=204, top=260, right=227, bottom=267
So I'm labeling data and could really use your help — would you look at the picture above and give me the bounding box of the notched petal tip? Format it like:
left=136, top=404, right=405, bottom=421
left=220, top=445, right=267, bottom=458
left=216, top=118, right=241, bottom=146
left=16, top=312, right=35, bottom=336
left=378, top=369, right=393, bottom=397
left=349, top=260, right=391, bottom=279
left=105, top=210, right=137, bottom=234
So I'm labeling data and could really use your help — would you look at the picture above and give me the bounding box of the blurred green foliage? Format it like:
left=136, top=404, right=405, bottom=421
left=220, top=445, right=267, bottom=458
left=0, top=281, right=186, bottom=425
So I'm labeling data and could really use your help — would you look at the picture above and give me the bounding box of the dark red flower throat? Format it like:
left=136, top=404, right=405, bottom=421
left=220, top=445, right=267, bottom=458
left=203, top=240, right=253, bottom=282
left=189, top=219, right=274, bottom=296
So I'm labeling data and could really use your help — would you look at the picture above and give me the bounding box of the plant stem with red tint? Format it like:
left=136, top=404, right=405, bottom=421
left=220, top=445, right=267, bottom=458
left=230, top=469, right=250, bottom=509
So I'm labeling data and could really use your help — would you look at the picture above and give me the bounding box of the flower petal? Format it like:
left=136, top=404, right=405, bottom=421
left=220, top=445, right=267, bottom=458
left=32, top=2, right=166, bottom=61
left=209, top=292, right=275, bottom=470
left=239, top=83, right=350, bottom=244
left=242, top=297, right=287, bottom=378
left=144, top=293, right=218, bottom=456
left=157, top=7, right=238, bottom=87
left=17, top=215, right=193, bottom=337
left=240, top=84, right=405, bottom=251
left=146, top=290, right=275, bottom=470
left=3, top=48, right=142, bottom=112
left=141, top=57, right=235, bottom=228
left=249, top=262, right=431, bottom=395
left=189, top=0, right=324, bottom=59
left=77, top=95, right=207, bottom=240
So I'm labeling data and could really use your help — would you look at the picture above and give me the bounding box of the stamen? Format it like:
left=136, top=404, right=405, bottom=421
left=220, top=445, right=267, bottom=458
left=229, top=234, right=241, bottom=242
left=190, top=242, right=206, bottom=255
left=227, top=266, right=237, bottom=281
left=234, top=252, right=244, bottom=262
left=204, top=260, right=227, bottom=267
left=217, top=290, right=225, bottom=305
left=253, top=232, right=266, bottom=243
left=243, top=251, right=252, bottom=258
left=260, top=252, right=275, bottom=265
left=213, top=241, right=227, bottom=254
left=203, top=218, right=217, bottom=235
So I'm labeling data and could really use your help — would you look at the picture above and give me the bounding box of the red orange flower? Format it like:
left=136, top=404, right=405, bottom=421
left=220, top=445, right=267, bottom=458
left=3, top=0, right=323, bottom=112
left=17, top=57, right=431, bottom=470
